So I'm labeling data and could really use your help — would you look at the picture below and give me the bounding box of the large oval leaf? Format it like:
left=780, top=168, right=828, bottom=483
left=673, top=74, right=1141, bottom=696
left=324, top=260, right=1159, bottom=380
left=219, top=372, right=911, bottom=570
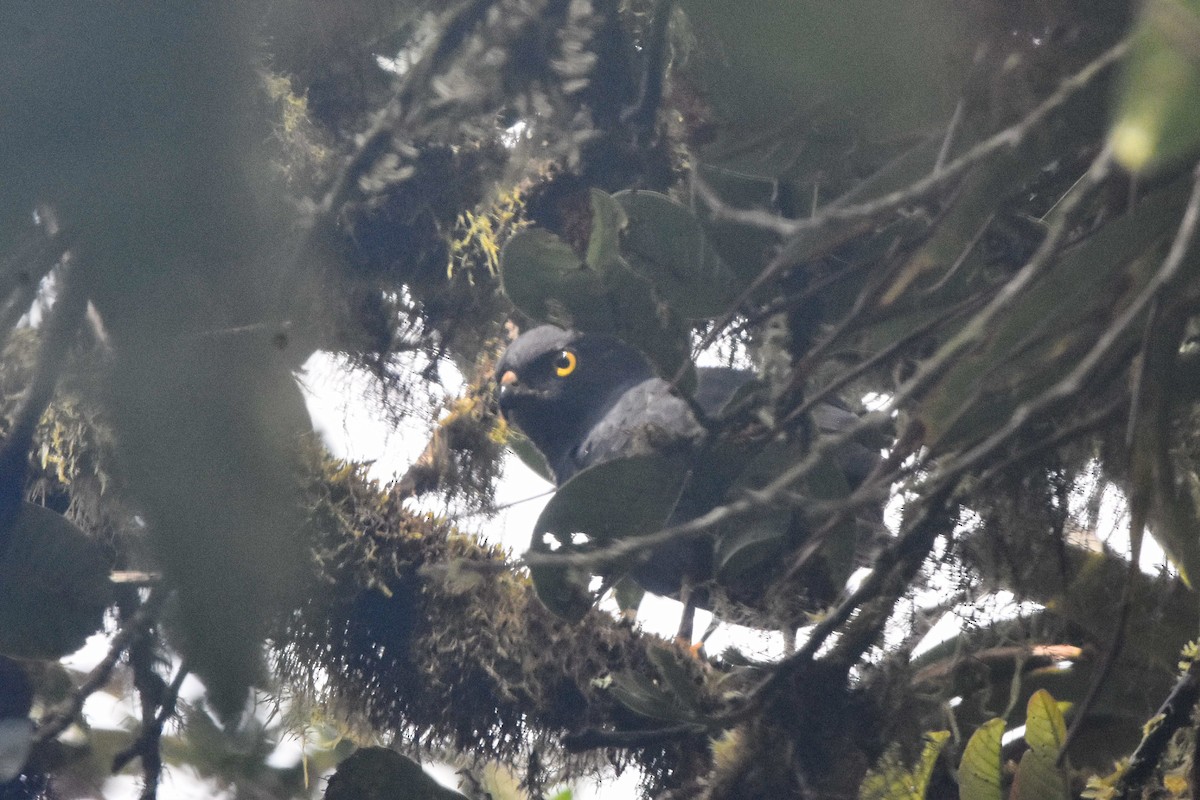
left=957, top=718, right=1005, bottom=800
left=858, top=730, right=950, bottom=800
left=1023, top=688, right=1068, bottom=756
left=586, top=188, right=627, bottom=273
left=614, top=190, right=743, bottom=319
left=0, top=503, right=112, bottom=659
left=713, top=438, right=854, bottom=586
left=535, top=454, right=691, bottom=545
left=1110, top=0, right=1200, bottom=172
left=499, top=228, right=613, bottom=330
left=529, top=455, right=689, bottom=620
left=602, top=261, right=695, bottom=388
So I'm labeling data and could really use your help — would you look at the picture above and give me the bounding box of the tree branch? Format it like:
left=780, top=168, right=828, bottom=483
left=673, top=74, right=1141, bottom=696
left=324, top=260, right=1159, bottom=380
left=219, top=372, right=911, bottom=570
left=113, top=661, right=190, bottom=800
left=692, top=36, right=1129, bottom=352
left=0, top=251, right=89, bottom=553
left=928, top=157, right=1200, bottom=492
left=621, top=0, right=675, bottom=138
left=34, top=590, right=167, bottom=745
left=1114, top=655, right=1200, bottom=798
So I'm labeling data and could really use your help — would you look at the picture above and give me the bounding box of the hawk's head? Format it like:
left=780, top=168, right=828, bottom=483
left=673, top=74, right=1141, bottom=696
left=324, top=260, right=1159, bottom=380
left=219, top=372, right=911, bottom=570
left=495, top=325, right=657, bottom=482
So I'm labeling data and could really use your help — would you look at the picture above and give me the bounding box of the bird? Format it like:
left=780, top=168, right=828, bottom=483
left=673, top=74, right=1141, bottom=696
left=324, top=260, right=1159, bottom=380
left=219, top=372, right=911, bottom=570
left=495, top=324, right=877, bottom=633
left=495, top=325, right=707, bottom=487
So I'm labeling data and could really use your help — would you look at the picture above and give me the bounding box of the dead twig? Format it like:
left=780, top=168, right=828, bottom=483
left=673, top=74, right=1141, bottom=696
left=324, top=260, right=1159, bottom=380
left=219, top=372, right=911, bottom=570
left=35, top=590, right=167, bottom=744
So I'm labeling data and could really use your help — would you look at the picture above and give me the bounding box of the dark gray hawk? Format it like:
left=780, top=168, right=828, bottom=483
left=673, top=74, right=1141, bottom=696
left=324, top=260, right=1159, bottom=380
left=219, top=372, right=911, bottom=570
left=495, top=324, right=875, bottom=613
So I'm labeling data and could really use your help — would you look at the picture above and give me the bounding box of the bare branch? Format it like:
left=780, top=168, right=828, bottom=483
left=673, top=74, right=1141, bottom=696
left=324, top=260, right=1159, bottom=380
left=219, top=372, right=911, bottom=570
left=694, top=37, right=1130, bottom=350
left=35, top=591, right=167, bottom=745
left=929, top=157, right=1200, bottom=489
left=621, top=0, right=676, bottom=138
left=1113, top=652, right=1200, bottom=797
left=113, top=661, right=190, bottom=799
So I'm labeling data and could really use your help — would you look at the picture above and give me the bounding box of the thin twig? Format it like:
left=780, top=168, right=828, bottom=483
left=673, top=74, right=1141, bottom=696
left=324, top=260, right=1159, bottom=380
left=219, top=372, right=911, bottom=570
left=935, top=100, right=966, bottom=173
left=113, top=662, right=190, bottom=779
left=693, top=38, right=1129, bottom=351
left=929, top=156, right=1200, bottom=490
left=1114, top=655, right=1200, bottom=798
left=35, top=591, right=167, bottom=744
left=621, top=0, right=675, bottom=137
left=716, top=491, right=955, bottom=725
left=450, top=488, right=556, bottom=521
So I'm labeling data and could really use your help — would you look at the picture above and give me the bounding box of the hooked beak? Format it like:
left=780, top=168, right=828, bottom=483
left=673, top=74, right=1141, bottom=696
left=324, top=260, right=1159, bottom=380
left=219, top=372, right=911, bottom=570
left=497, top=370, right=519, bottom=419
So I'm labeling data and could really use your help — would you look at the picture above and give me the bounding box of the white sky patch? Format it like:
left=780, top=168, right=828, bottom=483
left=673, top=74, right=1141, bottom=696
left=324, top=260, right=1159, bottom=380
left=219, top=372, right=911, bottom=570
left=298, top=350, right=461, bottom=482
left=375, top=14, right=439, bottom=77
left=1001, top=724, right=1027, bottom=747
left=911, top=592, right=1045, bottom=659
left=158, top=765, right=236, bottom=800
left=500, top=120, right=529, bottom=149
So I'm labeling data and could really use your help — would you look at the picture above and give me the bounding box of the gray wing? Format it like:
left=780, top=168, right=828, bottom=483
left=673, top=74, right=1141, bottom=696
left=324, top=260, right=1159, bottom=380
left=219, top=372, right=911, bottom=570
left=573, top=378, right=704, bottom=473
left=812, top=402, right=878, bottom=488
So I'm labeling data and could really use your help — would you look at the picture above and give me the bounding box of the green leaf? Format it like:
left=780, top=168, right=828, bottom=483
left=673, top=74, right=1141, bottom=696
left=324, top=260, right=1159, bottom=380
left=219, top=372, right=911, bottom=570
left=801, top=445, right=857, bottom=585
left=858, top=730, right=950, bottom=800
left=1012, top=749, right=1068, bottom=800
left=505, top=428, right=555, bottom=484
left=601, top=262, right=696, bottom=389
left=881, top=161, right=1018, bottom=306
left=613, top=576, right=645, bottom=616
left=713, top=438, right=854, bottom=585
left=1110, top=0, right=1200, bottom=172
left=499, top=228, right=613, bottom=330
left=529, top=455, right=690, bottom=620
left=586, top=188, right=627, bottom=272
left=714, top=512, right=792, bottom=582
left=1012, top=690, right=1069, bottom=800
left=535, top=455, right=690, bottom=545
left=0, top=503, right=111, bottom=659
left=324, top=747, right=468, bottom=800
left=688, top=165, right=782, bottom=286
left=712, top=441, right=792, bottom=581
left=614, top=190, right=743, bottom=319
left=957, top=718, right=1005, bottom=800
left=677, top=0, right=963, bottom=184
left=1023, top=689, right=1068, bottom=756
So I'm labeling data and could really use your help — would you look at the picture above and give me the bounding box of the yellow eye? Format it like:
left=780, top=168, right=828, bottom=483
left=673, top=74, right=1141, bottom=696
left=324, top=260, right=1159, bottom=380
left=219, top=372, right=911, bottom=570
left=553, top=350, right=577, bottom=377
